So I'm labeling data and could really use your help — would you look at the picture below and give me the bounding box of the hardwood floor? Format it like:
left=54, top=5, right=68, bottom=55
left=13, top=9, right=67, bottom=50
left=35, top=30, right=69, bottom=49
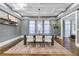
left=2, top=40, right=73, bottom=56
left=55, top=37, right=79, bottom=56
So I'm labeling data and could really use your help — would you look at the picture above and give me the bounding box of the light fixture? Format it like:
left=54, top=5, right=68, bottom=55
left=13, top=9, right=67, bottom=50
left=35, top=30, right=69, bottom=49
left=38, top=8, right=40, bottom=20
left=38, top=8, right=40, bottom=11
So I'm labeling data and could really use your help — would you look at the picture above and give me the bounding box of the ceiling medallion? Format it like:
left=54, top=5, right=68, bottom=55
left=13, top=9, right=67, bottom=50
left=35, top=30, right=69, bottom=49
left=38, top=8, right=40, bottom=11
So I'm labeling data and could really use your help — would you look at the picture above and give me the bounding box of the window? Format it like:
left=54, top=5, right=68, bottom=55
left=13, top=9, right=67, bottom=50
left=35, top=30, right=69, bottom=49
left=44, top=20, right=50, bottom=34
left=29, top=21, right=35, bottom=34
left=37, top=20, right=43, bottom=34
left=29, top=20, right=51, bottom=35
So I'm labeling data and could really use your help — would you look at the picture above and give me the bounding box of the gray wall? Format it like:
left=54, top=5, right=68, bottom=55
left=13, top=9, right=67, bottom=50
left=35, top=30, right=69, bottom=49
left=0, top=20, right=21, bottom=43
left=50, top=20, right=61, bottom=36
left=20, top=19, right=28, bottom=35
left=50, top=20, right=55, bottom=35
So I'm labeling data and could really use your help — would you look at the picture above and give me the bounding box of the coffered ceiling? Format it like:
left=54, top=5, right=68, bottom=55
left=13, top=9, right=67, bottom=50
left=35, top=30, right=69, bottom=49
left=5, top=3, right=72, bottom=17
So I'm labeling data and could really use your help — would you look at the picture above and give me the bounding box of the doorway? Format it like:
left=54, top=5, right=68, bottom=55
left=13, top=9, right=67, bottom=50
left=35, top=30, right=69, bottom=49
left=64, top=20, right=71, bottom=38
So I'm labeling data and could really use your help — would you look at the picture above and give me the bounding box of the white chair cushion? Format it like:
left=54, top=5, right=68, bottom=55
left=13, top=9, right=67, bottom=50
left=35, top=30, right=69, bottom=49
left=27, top=36, right=33, bottom=42
left=45, top=36, right=52, bottom=42
left=36, top=36, right=42, bottom=42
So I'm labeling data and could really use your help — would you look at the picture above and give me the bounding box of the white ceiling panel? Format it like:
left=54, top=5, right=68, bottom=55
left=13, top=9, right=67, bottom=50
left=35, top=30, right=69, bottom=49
left=6, top=3, right=72, bottom=16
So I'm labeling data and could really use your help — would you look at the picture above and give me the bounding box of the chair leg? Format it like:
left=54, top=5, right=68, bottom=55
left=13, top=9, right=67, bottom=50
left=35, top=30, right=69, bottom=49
left=51, top=39, right=54, bottom=45
left=43, top=40, right=45, bottom=46
left=51, top=35, right=54, bottom=45
left=42, top=38, right=45, bottom=47
left=33, top=35, right=36, bottom=46
left=42, top=35, right=45, bottom=47
left=34, top=38, right=36, bottom=43
left=24, top=35, right=27, bottom=45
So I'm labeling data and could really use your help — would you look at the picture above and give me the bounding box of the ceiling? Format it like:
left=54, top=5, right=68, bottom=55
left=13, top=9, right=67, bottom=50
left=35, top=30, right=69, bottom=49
left=5, top=3, right=72, bottom=17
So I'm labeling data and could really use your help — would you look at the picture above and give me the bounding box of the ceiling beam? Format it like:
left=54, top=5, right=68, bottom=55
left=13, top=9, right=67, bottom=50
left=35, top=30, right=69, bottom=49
left=56, top=3, right=73, bottom=17
left=4, top=3, right=23, bottom=17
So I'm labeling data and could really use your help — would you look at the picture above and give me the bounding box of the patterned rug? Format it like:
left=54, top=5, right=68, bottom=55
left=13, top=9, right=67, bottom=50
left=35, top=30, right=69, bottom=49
left=3, top=40, right=73, bottom=56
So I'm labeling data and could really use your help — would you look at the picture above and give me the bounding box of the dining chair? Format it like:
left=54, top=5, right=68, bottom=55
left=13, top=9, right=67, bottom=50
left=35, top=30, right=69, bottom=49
left=24, top=35, right=27, bottom=45
left=42, top=35, right=45, bottom=46
left=33, top=35, right=36, bottom=43
left=51, top=35, right=54, bottom=45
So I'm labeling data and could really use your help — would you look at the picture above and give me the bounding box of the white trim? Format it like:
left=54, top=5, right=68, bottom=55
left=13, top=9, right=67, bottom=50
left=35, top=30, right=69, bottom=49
left=69, top=4, right=79, bottom=10
left=75, top=11, right=77, bottom=46
left=60, top=19, right=63, bottom=39
left=0, top=35, right=23, bottom=47
left=60, top=11, right=77, bottom=39
left=61, top=10, right=77, bottom=20
left=58, top=3, right=79, bottom=18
